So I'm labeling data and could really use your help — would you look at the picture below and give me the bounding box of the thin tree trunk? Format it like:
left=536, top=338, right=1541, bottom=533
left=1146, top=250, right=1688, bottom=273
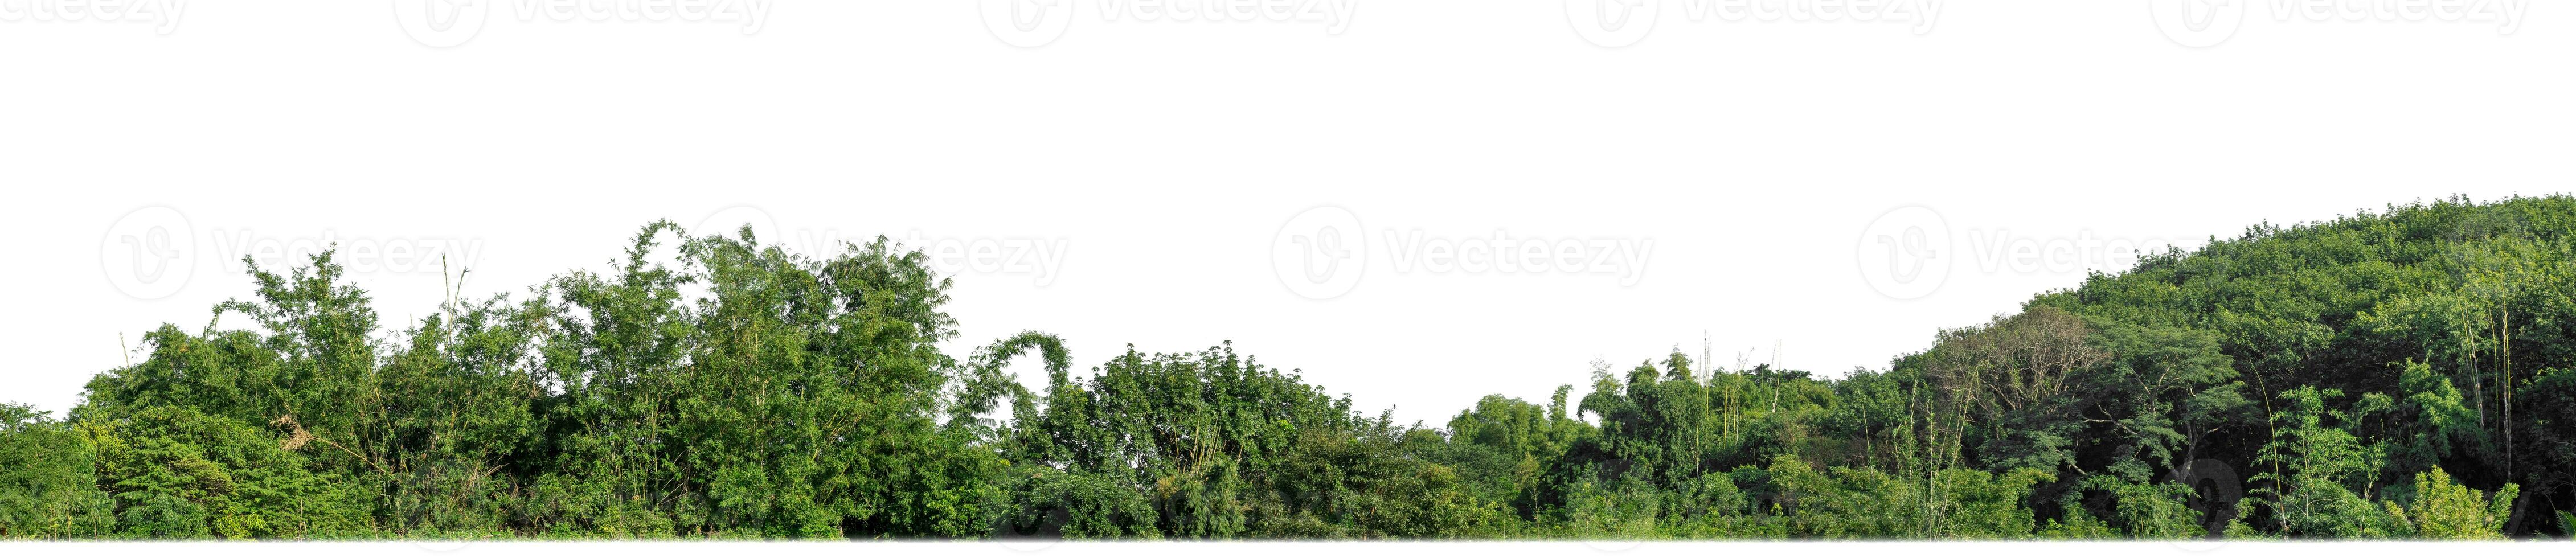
left=2467, top=326, right=2486, bottom=428
left=2503, top=304, right=2513, bottom=482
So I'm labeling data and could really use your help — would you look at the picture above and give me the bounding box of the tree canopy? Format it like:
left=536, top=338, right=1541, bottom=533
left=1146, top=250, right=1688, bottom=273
left=5, top=196, right=2574, bottom=540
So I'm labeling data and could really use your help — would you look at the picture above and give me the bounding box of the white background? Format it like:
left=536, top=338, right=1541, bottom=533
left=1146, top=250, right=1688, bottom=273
left=5, top=1, right=2570, bottom=441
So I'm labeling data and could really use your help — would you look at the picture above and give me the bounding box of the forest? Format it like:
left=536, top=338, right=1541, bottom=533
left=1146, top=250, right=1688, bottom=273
left=4, top=196, right=2574, bottom=540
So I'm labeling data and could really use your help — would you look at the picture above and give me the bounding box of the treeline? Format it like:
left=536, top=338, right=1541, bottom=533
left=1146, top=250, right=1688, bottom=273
left=3, top=197, right=2574, bottom=540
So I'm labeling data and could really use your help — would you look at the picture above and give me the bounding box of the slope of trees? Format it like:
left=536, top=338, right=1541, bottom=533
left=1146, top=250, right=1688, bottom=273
left=4, top=196, right=2574, bottom=540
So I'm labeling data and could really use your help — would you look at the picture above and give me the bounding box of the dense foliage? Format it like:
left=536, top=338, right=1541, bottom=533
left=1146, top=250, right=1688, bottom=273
left=5, top=196, right=2574, bottom=540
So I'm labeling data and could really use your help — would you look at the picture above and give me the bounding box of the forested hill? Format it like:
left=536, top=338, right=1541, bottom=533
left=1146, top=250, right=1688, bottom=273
left=4, top=197, right=2574, bottom=540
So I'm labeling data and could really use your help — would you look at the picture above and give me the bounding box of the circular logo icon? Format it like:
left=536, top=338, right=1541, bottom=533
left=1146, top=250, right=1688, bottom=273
left=992, top=535, right=1062, bottom=553
left=1581, top=539, right=1645, bottom=553
left=981, top=0, right=1075, bottom=48
left=1272, top=206, right=1366, bottom=300
left=100, top=206, right=195, bottom=301
left=2149, top=0, right=2247, bottom=48
left=1855, top=206, right=1951, bottom=301
left=692, top=205, right=786, bottom=248
left=2167, top=458, right=2241, bottom=550
left=409, top=537, right=477, bottom=553
left=394, top=0, right=492, bottom=48
left=1566, top=0, right=1658, bottom=48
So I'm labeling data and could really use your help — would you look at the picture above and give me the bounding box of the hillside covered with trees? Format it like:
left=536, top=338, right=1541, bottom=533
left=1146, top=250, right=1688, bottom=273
left=6, top=196, right=2575, bottom=540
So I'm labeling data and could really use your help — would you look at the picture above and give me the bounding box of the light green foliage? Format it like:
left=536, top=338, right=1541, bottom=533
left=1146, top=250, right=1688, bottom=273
left=2383, top=467, right=2516, bottom=539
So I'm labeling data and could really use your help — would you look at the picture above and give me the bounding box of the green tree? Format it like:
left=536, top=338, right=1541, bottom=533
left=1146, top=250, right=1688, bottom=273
left=81, top=406, right=373, bottom=539
left=0, top=403, right=114, bottom=539
left=2382, top=466, right=2515, bottom=539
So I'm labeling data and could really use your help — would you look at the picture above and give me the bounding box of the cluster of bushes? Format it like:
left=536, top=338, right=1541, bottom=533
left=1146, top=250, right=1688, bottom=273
left=4, top=196, right=2573, bottom=540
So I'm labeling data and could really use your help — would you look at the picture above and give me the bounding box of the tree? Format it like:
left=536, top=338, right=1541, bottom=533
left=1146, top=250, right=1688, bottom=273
left=1916, top=307, right=2107, bottom=475
left=81, top=406, right=373, bottom=539
left=2241, top=387, right=2398, bottom=538
left=2382, top=466, right=2516, bottom=539
left=0, top=403, right=114, bottom=539
left=18, top=196, right=2576, bottom=540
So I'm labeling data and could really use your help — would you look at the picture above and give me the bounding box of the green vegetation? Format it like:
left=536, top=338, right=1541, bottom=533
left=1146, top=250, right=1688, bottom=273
left=5, top=195, right=2574, bottom=540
